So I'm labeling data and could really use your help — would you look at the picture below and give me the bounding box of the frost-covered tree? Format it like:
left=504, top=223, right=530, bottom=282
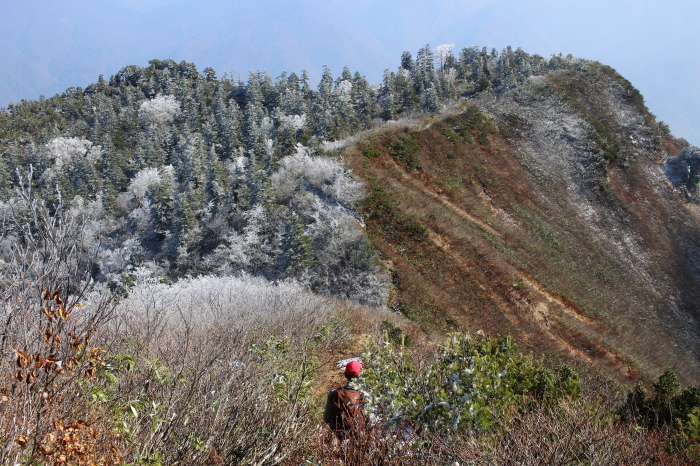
left=435, top=43, right=455, bottom=72
left=423, top=85, right=440, bottom=113
left=332, top=69, right=358, bottom=136
left=126, top=167, right=162, bottom=207
left=276, top=113, right=307, bottom=156
left=41, top=137, right=102, bottom=198
left=415, top=44, right=436, bottom=95
left=379, top=69, right=398, bottom=120
left=138, top=94, right=181, bottom=125
left=400, top=50, right=414, bottom=73
left=244, top=72, right=269, bottom=158
left=311, top=65, right=335, bottom=140
left=351, top=72, right=375, bottom=130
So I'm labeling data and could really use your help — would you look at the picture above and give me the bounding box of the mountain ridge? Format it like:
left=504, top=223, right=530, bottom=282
left=2, top=2, right=698, bottom=146
left=1, top=47, right=699, bottom=385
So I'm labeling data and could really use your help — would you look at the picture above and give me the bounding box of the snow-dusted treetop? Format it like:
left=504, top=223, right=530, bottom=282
left=138, top=94, right=181, bottom=125
left=128, top=167, right=162, bottom=200
left=42, top=137, right=101, bottom=181
left=435, top=43, right=455, bottom=69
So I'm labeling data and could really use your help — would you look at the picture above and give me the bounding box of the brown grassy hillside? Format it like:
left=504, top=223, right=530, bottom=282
left=344, top=64, right=700, bottom=385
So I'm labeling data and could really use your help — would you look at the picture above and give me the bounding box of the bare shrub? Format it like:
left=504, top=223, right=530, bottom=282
left=455, top=401, right=656, bottom=465
left=87, top=275, right=356, bottom=465
left=0, top=174, right=121, bottom=465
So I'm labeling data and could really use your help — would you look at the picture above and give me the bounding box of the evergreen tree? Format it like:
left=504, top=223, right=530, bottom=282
left=311, top=65, right=334, bottom=140
left=423, top=85, right=439, bottom=113
left=217, top=92, right=244, bottom=157
left=332, top=66, right=358, bottom=136
left=0, top=148, right=13, bottom=199
left=278, top=212, right=314, bottom=279
left=415, top=44, right=436, bottom=95
left=351, top=72, right=375, bottom=130
left=244, top=72, right=268, bottom=158
left=513, top=47, right=532, bottom=83
left=143, top=167, right=176, bottom=252
left=379, top=69, right=397, bottom=120
left=204, top=144, right=227, bottom=214
left=400, top=50, right=414, bottom=73
left=496, top=46, right=518, bottom=91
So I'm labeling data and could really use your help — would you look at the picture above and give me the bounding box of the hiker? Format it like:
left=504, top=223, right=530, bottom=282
left=324, top=359, right=368, bottom=440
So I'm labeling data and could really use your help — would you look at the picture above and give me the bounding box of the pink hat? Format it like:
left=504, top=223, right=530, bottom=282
left=345, top=360, right=362, bottom=377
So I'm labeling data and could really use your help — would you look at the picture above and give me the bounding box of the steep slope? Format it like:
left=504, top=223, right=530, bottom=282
left=345, top=64, right=700, bottom=384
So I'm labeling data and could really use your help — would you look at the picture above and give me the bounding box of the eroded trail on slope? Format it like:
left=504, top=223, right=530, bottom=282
left=357, top=143, right=637, bottom=379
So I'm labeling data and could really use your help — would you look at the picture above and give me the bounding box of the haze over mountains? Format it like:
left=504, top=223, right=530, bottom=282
left=0, top=0, right=698, bottom=145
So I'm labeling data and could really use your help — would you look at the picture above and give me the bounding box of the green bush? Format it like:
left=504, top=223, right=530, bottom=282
left=361, top=141, right=382, bottom=158
left=621, top=369, right=700, bottom=429
left=441, top=127, right=460, bottom=145
left=387, top=133, right=421, bottom=170
left=381, top=320, right=412, bottom=347
left=358, top=331, right=581, bottom=432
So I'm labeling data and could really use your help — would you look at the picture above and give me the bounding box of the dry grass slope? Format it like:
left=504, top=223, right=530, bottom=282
left=346, top=65, right=700, bottom=386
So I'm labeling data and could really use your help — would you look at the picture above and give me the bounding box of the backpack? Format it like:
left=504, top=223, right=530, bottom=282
left=328, top=387, right=367, bottom=431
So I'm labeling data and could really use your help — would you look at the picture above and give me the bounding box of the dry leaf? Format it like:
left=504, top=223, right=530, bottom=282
left=16, top=349, right=30, bottom=368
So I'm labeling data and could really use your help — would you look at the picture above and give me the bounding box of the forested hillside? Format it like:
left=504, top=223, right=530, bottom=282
left=0, top=46, right=588, bottom=305
left=2, top=45, right=700, bottom=464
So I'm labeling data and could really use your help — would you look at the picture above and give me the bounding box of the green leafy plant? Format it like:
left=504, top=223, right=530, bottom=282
left=358, top=331, right=581, bottom=432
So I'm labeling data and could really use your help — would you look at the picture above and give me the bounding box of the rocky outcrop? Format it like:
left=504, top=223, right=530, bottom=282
left=663, top=146, right=700, bottom=200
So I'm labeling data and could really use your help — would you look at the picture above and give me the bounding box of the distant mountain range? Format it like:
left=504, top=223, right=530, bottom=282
left=1, top=0, right=698, bottom=144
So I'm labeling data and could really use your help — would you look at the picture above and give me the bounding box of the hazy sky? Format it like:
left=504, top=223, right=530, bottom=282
left=110, top=0, right=180, bottom=10
left=1, top=0, right=698, bottom=144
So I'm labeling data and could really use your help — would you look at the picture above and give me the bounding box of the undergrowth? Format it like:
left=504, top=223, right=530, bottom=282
left=1, top=188, right=699, bottom=465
